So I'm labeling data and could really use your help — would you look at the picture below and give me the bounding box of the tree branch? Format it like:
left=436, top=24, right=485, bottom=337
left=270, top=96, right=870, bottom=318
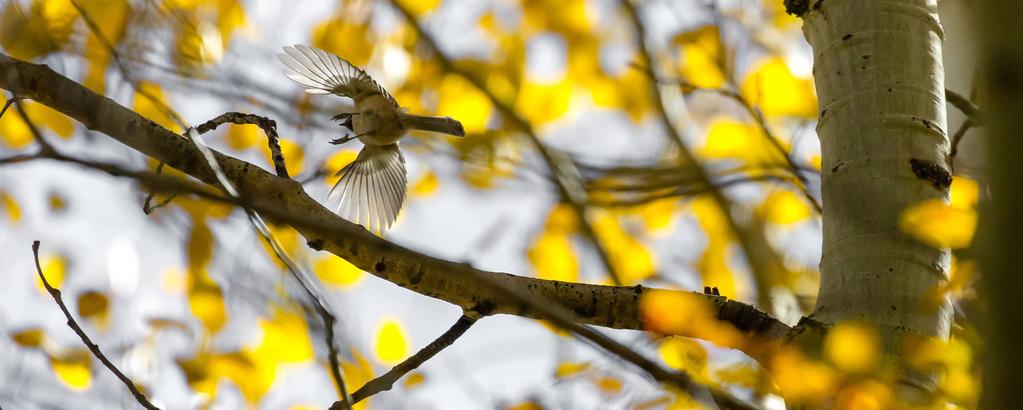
left=0, top=53, right=789, bottom=364
left=31, top=241, right=159, bottom=410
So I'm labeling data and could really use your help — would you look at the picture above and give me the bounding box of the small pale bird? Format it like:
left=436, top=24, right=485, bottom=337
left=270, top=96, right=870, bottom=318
left=278, top=45, right=465, bottom=232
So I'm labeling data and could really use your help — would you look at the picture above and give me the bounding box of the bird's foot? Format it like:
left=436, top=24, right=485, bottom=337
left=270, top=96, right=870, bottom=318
left=330, top=134, right=357, bottom=145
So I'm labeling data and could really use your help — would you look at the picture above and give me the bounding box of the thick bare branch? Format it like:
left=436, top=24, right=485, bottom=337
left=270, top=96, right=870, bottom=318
left=0, top=53, right=789, bottom=364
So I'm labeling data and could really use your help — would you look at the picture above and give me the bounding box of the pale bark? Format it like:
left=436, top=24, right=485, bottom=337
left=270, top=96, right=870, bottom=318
left=792, top=0, right=954, bottom=389
left=975, top=1, right=1023, bottom=408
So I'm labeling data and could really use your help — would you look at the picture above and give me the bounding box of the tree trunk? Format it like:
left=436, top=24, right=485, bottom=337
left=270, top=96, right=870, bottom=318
left=975, top=1, right=1023, bottom=408
left=791, top=0, right=953, bottom=391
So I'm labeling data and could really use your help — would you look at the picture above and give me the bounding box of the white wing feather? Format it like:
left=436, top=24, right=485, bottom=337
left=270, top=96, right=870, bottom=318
left=277, top=45, right=397, bottom=105
left=328, top=144, right=407, bottom=233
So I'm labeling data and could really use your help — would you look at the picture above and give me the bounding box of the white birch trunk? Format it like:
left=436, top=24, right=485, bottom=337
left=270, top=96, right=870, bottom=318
left=799, top=0, right=953, bottom=389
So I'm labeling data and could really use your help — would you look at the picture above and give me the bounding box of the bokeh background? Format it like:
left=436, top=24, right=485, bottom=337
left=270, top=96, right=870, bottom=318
left=0, top=0, right=981, bottom=409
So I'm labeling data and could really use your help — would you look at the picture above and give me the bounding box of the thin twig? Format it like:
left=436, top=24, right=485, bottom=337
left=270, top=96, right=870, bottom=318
left=31, top=241, right=160, bottom=410
left=184, top=125, right=349, bottom=407
left=387, top=0, right=625, bottom=286
left=193, top=112, right=289, bottom=178
left=0, top=96, right=16, bottom=119
left=339, top=315, right=478, bottom=406
left=950, top=118, right=975, bottom=161
left=945, top=88, right=984, bottom=125
left=142, top=162, right=180, bottom=214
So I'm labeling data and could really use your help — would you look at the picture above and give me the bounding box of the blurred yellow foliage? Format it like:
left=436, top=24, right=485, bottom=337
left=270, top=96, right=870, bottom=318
left=1, top=191, right=21, bottom=223
left=37, top=253, right=66, bottom=293
left=740, top=57, right=817, bottom=118
left=516, top=79, right=573, bottom=125
left=313, top=17, right=374, bottom=68
left=374, top=317, right=410, bottom=365
left=657, top=337, right=708, bottom=382
left=690, top=197, right=737, bottom=298
left=50, top=350, right=92, bottom=391
left=438, top=74, right=492, bottom=134
left=79, top=0, right=130, bottom=92
left=674, top=26, right=726, bottom=89
left=77, top=290, right=110, bottom=325
left=11, top=328, right=45, bottom=349
left=639, top=290, right=741, bottom=347
left=226, top=122, right=262, bottom=150
left=404, top=371, right=426, bottom=389
left=0, top=0, right=78, bottom=60
left=132, top=82, right=180, bottom=132
left=760, top=190, right=813, bottom=225
left=554, top=361, right=590, bottom=379
left=314, top=255, right=365, bottom=288
left=262, top=138, right=305, bottom=175
left=770, top=347, right=836, bottom=403
left=341, top=348, right=375, bottom=410
left=701, top=118, right=786, bottom=166
left=411, top=169, right=440, bottom=197
left=593, top=375, right=622, bottom=394
left=593, top=213, right=655, bottom=283
left=324, top=149, right=360, bottom=186
left=0, top=101, right=74, bottom=149
left=528, top=230, right=579, bottom=282
left=900, top=199, right=977, bottom=249
left=824, top=322, right=879, bottom=374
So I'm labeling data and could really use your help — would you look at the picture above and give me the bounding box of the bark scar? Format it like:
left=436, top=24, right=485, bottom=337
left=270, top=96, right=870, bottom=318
left=910, top=158, right=952, bottom=191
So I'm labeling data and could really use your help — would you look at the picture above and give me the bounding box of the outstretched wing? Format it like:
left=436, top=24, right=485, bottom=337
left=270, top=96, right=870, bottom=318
left=278, top=44, right=397, bottom=106
left=328, top=144, right=407, bottom=233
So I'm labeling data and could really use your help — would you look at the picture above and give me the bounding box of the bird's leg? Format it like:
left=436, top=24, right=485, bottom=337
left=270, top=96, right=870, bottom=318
left=329, top=129, right=376, bottom=145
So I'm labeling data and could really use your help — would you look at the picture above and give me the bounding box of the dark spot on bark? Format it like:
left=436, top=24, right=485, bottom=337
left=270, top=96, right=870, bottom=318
left=842, top=33, right=853, bottom=41
left=470, top=300, right=497, bottom=316
left=813, top=0, right=825, bottom=11
left=784, top=0, right=809, bottom=16
left=836, top=70, right=842, bottom=75
left=633, top=284, right=644, bottom=295
left=862, top=55, right=870, bottom=60
left=409, top=268, right=424, bottom=285
left=861, top=66, right=867, bottom=70
left=574, top=293, right=598, bottom=318
left=821, top=109, right=828, bottom=117
left=891, top=306, right=897, bottom=311
left=374, top=261, right=386, bottom=273
left=888, top=88, right=893, bottom=92
left=910, top=158, right=952, bottom=191
left=889, top=267, right=894, bottom=272
left=831, top=161, right=846, bottom=174
left=307, top=239, right=324, bottom=250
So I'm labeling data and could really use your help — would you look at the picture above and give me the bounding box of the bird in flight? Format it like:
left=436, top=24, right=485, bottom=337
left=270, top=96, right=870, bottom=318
left=278, top=45, right=465, bottom=232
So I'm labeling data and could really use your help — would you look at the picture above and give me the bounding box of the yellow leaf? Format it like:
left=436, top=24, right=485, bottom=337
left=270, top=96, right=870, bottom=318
left=761, top=190, right=812, bottom=224
left=740, top=57, right=817, bottom=118
left=188, top=283, right=226, bottom=334
left=187, top=219, right=213, bottom=275
left=690, top=197, right=737, bottom=297
left=79, top=0, right=131, bottom=93
left=174, top=20, right=223, bottom=66
left=313, top=17, right=374, bottom=68
left=593, top=376, right=622, bottom=394
left=324, top=150, right=359, bottom=186
left=674, top=26, right=725, bottom=89
left=527, top=231, right=579, bottom=282
left=834, top=381, right=891, bottom=410
left=1, top=191, right=21, bottom=222
left=516, top=79, right=573, bottom=125
left=770, top=346, right=836, bottom=403
left=701, top=118, right=786, bottom=166
left=226, top=123, right=262, bottom=150
left=28, top=102, right=74, bottom=139
left=374, top=318, right=410, bottom=365
left=77, top=290, right=110, bottom=318
left=48, top=191, right=66, bottom=212
left=133, top=82, right=180, bottom=132
left=411, top=170, right=440, bottom=197
left=593, top=213, right=656, bottom=284
left=714, top=364, right=760, bottom=389
left=0, top=101, right=73, bottom=148
left=505, top=401, right=545, bottom=410
left=262, top=138, right=304, bottom=175
left=37, top=254, right=66, bottom=293
left=657, top=337, right=708, bottom=381
left=900, top=199, right=977, bottom=249
left=639, top=290, right=742, bottom=347
left=11, top=328, right=45, bottom=349
left=0, top=0, right=78, bottom=60
left=554, top=362, right=590, bottom=379
left=437, top=74, right=492, bottom=134
left=825, top=322, right=879, bottom=373
left=942, top=367, right=978, bottom=404
left=763, top=0, right=800, bottom=28
left=50, top=351, right=92, bottom=390
left=341, top=348, right=375, bottom=409
left=640, top=198, right=678, bottom=233
left=315, top=256, right=365, bottom=287
left=589, top=67, right=654, bottom=122
left=404, top=371, right=426, bottom=389
left=950, top=176, right=979, bottom=209
left=253, top=307, right=314, bottom=363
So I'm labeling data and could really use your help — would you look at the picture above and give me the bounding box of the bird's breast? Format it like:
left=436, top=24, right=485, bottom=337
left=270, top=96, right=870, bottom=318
left=354, top=96, right=406, bottom=146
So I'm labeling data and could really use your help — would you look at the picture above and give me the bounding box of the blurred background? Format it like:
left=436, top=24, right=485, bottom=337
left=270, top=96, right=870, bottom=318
left=0, top=0, right=980, bottom=408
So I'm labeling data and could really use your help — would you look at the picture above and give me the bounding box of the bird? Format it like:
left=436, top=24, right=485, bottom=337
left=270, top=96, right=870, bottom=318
left=277, top=45, right=465, bottom=232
